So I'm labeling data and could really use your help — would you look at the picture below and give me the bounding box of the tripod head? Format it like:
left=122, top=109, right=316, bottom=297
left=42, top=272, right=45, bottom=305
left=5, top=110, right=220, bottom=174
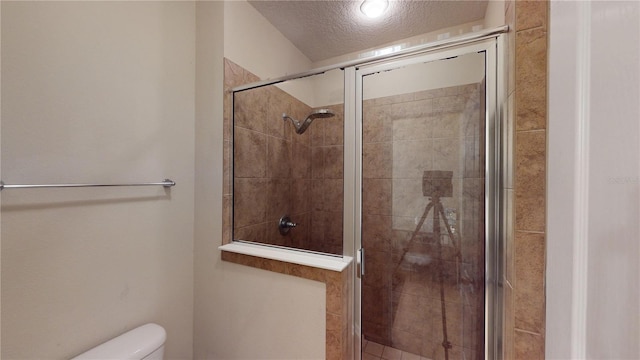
left=422, top=170, right=453, bottom=198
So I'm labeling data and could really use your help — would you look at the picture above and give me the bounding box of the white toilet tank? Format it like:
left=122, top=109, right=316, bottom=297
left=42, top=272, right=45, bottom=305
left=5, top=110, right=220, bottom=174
left=71, top=323, right=166, bottom=360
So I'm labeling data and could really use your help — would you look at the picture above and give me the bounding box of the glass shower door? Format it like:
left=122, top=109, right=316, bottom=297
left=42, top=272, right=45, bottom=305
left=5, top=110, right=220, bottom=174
left=357, top=49, right=490, bottom=360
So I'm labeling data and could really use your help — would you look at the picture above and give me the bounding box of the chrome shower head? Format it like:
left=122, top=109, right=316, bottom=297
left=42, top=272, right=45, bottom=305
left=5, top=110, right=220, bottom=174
left=282, top=109, right=335, bottom=134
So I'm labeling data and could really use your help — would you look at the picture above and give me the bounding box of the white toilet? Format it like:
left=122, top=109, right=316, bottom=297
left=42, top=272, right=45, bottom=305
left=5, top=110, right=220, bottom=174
left=71, top=323, right=166, bottom=360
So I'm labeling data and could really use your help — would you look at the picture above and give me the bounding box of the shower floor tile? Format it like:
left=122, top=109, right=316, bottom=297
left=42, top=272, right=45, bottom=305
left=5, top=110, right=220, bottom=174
left=363, top=340, right=432, bottom=360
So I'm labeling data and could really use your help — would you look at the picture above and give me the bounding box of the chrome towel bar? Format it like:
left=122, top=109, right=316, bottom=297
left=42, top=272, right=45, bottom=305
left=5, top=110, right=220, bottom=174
left=0, top=179, right=175, bottom=191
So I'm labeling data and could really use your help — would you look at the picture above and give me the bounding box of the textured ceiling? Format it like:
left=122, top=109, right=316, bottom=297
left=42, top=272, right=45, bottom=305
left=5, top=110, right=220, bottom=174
left=248, top=0, right=489, bottom=62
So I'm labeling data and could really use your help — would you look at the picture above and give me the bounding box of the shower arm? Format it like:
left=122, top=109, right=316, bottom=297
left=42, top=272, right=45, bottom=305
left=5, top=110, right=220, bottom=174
left=282, top=113, right=302, bottom=129
left=283, top=109, right=334, bottom=135
left=282, top=113, right=297, bottom=124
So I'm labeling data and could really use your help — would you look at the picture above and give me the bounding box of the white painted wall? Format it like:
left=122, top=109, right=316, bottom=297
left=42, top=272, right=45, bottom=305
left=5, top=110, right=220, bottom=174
left=547, top=1, right=640, bottom=358
left=312, top=21, right=487, bottom=106
left=313, top=20, right=485, bottom=69
left=223, top=0, right=317, bottom=107
left=223, top=0, right=312, bottom=80
left=546, top=3, right=577, bottom=357
left=0, top=1, right=3, bottom=354
left=191, top=2, right=327, bottom=359
left=483, top=0, right=505, bottom=30
left=193, top=3, right=224, bottom=358
left=361, top=52, right=485, bottom=101
left=1, top=2, right=195, bottom=358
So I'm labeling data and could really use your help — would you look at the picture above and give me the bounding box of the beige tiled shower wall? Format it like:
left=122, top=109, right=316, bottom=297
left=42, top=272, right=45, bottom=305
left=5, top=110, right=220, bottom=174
left=233, top=79, right=313, bottom=248
left=503, top=1, right=548, bottom=359
left=361, top=82, right=486, bottom=360
left=224, top=58, right=343, bottom=255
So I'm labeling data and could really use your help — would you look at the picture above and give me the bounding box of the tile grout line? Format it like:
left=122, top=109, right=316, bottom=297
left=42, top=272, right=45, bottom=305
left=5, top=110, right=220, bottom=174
left=514, top=327, right=542, bottom=336
left=514, top=229, right=545, bottom=234
left=514, top=128, right=546, bottom=134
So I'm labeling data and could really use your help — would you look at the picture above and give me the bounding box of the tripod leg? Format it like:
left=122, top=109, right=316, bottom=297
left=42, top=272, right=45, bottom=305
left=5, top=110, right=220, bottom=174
left=392, top=202, right=434, bottom=275
left=433, top=199, right=452, bottom=360
left=411, top=202, right=434, bottom=245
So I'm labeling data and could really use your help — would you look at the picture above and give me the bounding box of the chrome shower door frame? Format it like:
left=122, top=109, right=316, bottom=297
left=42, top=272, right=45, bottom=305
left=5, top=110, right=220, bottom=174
left=348, top=36, right=505, bottom=360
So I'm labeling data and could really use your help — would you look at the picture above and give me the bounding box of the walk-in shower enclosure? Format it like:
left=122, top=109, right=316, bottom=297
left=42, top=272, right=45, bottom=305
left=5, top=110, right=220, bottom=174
left=231, top=31, right=505, bottom=360
left=232, top=68, right=345, bottom=256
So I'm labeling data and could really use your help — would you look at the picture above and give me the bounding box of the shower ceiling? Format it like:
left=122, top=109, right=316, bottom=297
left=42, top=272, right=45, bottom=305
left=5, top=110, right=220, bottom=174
left=247, top=0, right=489, bottom=62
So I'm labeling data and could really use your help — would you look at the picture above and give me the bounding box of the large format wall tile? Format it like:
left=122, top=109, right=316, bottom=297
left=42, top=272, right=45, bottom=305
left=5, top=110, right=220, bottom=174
left=324, top=146, right=344, bottom=179
left=267, top=87, right=292, bottom=140
left=393, top=116, right=434, bottom=141
left=514, top=231, right=545, bottom=333
left=515, top=130, right=546, bottom=232
left=363, top=142, right=393, bottom=179
left=515, top=0, right=547, bottom=32
left=515, top=28, right=548, bottom=131
left=324, top=109, right=344, bottom=146
left=291, top=142, right=311, bottom=179
left=234, top=87, right=268, bottom=133
left=392, top=140, right=433, bottom=179
left=514, top=330, right=544, bottom=360
left=234, top=178, right=267, bottom=228
left=266, top=178, right=291, bottom=222
left=267, top=136, right=292, bottom=179
left=362, top=178, right=392, bottom=216
left=234, top=127, right=267, bottom=178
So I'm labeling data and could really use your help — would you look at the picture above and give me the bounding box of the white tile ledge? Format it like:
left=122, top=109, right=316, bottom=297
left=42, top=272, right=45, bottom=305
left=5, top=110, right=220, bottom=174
left=219, top=242, right=353, bottom=272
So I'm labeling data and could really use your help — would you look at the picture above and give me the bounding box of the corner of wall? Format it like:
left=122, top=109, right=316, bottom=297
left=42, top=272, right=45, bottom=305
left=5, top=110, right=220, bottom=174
left=222, top=0, right=312, bottom=80
left=193, top=1, right=225, bottom=358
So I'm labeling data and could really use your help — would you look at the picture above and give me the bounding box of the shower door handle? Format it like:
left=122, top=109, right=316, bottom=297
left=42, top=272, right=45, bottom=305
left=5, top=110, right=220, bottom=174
left=358, top=248, right=365, bottom=277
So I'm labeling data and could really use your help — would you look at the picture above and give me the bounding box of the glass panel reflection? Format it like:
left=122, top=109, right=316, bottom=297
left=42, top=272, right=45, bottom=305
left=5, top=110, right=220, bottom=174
left=361, top=52, right=486, bottom=360
left=231, top=67, right=345, bottom=256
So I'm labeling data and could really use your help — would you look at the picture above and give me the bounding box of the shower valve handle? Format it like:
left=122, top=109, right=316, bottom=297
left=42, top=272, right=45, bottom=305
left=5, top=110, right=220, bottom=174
left=283, top=220, right=297, bottom=228
left=278, top=215, right=297, bottom=235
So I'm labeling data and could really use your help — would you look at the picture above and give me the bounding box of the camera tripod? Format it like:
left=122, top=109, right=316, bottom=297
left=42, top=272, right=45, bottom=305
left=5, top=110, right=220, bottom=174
left=395, top=193, right=462, bottom=360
